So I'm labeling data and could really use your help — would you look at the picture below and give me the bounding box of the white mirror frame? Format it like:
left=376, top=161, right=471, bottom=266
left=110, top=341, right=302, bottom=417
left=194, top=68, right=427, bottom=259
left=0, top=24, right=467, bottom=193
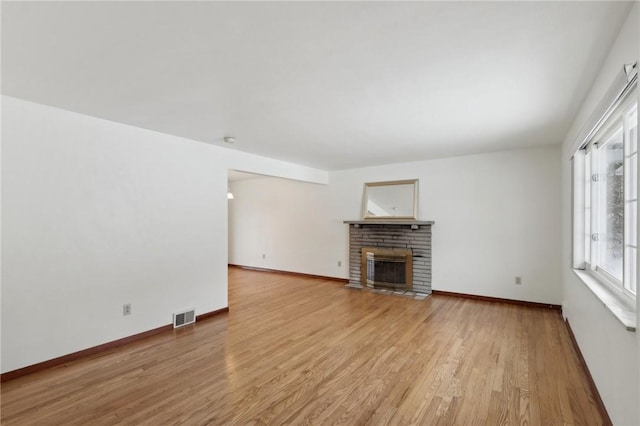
left=362, top=179, right=418, bottom=220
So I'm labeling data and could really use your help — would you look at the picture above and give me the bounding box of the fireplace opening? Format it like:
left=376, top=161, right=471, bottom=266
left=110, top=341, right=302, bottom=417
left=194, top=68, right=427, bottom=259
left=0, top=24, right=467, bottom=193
left=361, top=247, right=412, bottom=291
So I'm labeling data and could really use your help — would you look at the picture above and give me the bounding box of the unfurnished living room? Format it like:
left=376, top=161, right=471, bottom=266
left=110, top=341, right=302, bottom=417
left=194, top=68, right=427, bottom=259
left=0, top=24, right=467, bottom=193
left=1, top=1, right=639, bottom=425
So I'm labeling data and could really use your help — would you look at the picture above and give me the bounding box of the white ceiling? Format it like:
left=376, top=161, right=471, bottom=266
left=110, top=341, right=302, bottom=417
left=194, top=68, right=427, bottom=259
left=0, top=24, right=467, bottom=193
left=2, top=1, right=633, bottom=170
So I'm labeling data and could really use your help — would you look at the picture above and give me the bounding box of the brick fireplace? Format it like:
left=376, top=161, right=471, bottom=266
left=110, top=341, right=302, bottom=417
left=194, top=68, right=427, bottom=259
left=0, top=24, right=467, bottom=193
left=344, top=220, right=434, bottom=295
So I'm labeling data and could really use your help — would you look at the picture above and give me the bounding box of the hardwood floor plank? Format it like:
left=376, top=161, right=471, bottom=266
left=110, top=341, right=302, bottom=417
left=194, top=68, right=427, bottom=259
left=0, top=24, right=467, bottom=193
left=1, top=268, right=607, bottom=425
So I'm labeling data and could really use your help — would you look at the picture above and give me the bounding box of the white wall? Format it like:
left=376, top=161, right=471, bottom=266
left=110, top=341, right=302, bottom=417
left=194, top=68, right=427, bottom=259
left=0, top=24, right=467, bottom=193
left=560, top=4, right=639, bottom=425
left=229, top=176, right=339, bottom=277
left=229, top=145, right=562, bottom=305
left=1, top=96, right=327, bottom=373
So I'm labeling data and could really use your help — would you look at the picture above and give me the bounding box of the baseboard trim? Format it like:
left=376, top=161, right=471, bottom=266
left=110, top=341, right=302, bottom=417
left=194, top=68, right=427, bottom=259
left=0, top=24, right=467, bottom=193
left=229, top=264, right=349, bottom=284
left=196, top=307, right=229, bottom=322
left=564, top=319, right=613, bottom=426
left=0, top=307, right=229, bottom=383
left=431, top=290, right=562, bottom=310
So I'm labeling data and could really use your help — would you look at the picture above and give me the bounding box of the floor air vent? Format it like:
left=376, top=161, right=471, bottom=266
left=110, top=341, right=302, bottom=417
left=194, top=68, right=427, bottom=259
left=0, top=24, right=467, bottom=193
left=173, top=309, right=196, bottom=328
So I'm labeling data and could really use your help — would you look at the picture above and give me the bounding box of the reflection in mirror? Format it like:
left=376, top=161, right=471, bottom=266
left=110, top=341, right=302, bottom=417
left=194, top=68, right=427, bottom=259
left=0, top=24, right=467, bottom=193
left=362, top=179, right=418, bottom=219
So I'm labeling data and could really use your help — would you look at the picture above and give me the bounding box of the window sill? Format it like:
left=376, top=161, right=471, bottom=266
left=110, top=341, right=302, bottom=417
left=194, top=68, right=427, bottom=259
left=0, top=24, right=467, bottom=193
left=572, top=269, right=636, bottom=332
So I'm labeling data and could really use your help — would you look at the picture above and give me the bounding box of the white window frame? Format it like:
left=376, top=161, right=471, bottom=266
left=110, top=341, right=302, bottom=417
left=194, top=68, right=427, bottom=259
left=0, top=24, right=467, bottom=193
left=574, top=85, right=638, bottom=303
left=623, top=103, right=638, bottom=296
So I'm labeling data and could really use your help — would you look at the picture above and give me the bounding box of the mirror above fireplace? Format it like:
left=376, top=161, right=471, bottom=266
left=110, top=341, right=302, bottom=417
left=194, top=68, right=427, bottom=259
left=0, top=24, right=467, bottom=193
left=362, top=179, right=418, bottom=220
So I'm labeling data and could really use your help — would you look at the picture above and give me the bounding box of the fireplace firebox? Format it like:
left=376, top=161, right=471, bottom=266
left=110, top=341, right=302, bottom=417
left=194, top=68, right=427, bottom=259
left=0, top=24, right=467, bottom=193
left=361, top=247, right=413, bottom=291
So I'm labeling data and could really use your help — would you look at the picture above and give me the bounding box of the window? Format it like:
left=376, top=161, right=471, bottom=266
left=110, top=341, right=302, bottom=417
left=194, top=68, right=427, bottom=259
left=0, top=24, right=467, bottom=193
left=574, top=86, right=638, bottom=299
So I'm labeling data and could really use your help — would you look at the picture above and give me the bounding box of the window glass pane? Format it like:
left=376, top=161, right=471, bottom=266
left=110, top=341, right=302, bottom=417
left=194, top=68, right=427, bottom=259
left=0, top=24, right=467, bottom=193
left=625, top=247, right=637, bottom=294
left=600, top=129, right=624, bottom=280
left=629, top=154, right=637, bottom=201
left=625, top=200, right=637, bottom=293
left=628, top=201, right=637, bottom=247
left=624, top=104, right=638, bottom=294
left=626, top=105, right=638, bottom=201
left=629, top=105, right=637, bottom=154
left=585, top=152, right=591, bottom=264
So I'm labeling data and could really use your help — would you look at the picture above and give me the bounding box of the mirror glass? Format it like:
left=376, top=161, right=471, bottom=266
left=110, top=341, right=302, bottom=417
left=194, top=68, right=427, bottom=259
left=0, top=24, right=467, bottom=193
left=362, top=179, right=418, bottom=219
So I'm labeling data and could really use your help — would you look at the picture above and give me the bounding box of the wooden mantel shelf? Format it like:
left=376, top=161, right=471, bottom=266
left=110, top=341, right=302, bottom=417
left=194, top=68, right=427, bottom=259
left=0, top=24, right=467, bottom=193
left=343, top=220, right=435, bottom=226
left=343, top=220, right=435, bottom=225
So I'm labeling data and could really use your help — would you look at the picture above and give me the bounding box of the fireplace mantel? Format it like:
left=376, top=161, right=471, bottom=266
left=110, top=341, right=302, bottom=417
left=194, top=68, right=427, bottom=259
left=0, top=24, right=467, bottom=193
left=344, top=220, right=434, bottom=225
left=344, top=220, right=434, bottom=230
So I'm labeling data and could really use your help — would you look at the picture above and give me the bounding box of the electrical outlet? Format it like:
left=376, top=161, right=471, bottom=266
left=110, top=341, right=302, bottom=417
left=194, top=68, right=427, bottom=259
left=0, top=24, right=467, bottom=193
left=515, top=276, right=522, bottom=285
left=123, top=303, right=132, bottom=316
left=338, top=261, right=342, bottom=267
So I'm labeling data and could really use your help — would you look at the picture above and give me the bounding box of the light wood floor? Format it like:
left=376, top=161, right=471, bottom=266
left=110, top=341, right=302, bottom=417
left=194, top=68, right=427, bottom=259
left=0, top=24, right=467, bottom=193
left=2, top=268, right=605, bottom=425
